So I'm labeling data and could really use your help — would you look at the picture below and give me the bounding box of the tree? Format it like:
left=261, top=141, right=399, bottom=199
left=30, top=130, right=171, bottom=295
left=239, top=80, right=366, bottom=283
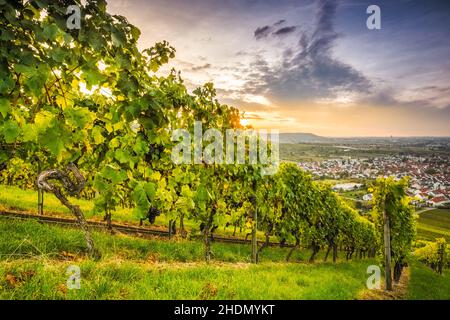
left=276, top=164, right=325, bottom=262
left=371, top=177, right=416, bottom=289
left=255, top=173, right=285, bottom=262
left=0, top=0, right=176, bottom=255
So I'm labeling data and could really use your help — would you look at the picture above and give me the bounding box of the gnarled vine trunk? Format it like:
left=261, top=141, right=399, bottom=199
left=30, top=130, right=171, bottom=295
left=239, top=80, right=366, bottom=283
left=286, top=236, right=300, bottom=262
left=203, top=204, right=217, bottom=262
left=393, top=261, right=402, bottom=282
left=324, top=245, right=331, bottom=262
left=179, top=214, right=187, bottom=238
left=103, top=209, right=115, bottom=234
left=257, top=225, right=272, bottom=263
left=309, top=242, right=320, bottom=262
left=332, top=243, right=338, bottom=263
left=203, top=218, right=212, bottom=262
left=37, top=163, right=101, bottom=259
left=169, top=219, right=178, bottom=238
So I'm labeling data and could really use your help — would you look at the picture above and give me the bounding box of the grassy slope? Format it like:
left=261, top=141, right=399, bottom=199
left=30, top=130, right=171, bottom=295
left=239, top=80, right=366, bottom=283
left=416, top=209, right=450, bottom=242
left=5, top=186, right=450, bottom=242
left=0, top=259, right=374, bottom=300
left=0, top=185, right=132, bottom=221
left=406, top=208, right=450, bottom=299
left=0, top=218, right=375, bottom=300
left=1, top=186, right=450, bottom=299
left=0, top=185, right=255, bottom=238
left=407, top=260, right=450, bottom=300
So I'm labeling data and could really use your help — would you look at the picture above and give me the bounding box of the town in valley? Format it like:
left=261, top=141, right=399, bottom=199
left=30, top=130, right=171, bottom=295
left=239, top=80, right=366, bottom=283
left=279, top=135, right=450, bottom=208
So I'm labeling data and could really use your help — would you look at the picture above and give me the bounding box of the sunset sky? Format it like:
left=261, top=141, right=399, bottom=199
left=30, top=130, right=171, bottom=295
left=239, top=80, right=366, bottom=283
left=107, top=0, right=450, bottom=137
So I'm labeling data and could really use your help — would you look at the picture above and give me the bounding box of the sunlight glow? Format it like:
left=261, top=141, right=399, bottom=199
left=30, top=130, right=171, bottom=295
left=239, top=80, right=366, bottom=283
left=240, top=118, right=250, bottom=127
left=243, top=94, right=272, bottom=106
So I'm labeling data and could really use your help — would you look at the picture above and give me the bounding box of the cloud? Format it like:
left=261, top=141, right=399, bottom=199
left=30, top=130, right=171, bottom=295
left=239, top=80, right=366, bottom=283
left=273, top=26, right=297, bottom=37
left=359, top=83, right=450, bottom=111
left=254, top=19, right=295, bottom=40
left=190, top=63, right=212, bottom=71
left=313, top=0, right=336, bottom=38
left=235, top=50, right=248, bottom=56
left=242, top=111, right=297, bottom=123
left=254, top=25, right=273, bottom=40
left=246, top=0, right=372, bottom=102
left=242, top=112, right=264, bottom=120
left=242, top=94, right=272, bottom=106
left=274, top=19, right=286, bottom=26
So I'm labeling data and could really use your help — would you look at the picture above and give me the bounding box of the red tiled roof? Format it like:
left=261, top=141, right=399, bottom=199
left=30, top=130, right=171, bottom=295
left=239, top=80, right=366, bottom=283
left=431, top=196, right=448, bottom=203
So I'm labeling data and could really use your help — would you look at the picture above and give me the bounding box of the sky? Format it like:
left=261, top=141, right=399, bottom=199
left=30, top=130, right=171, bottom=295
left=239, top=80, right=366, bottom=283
left=106, top=0, right=450, bottom=137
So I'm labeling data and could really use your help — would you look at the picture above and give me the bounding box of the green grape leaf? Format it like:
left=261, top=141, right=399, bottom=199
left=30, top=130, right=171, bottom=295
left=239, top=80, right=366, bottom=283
left=2, top=120, right=20, bottom=143
left=0, top=98, right=10, bottom=117
left=64, top=107, right=95, bottom=129
left=42, top=24, right=59, bottom=41
left=92, top=126, right=105, bottom=144
left=114, top=149, right=132, bottom=164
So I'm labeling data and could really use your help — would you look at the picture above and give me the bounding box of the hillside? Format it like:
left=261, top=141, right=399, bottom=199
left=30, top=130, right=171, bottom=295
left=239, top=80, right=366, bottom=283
left=278, top=133, right=332, bottom=144
left=0, top=218, right=375, bottom=300
left=417, top=208, right=450, bottom=242
left=1, top=217, right=448, bottom=299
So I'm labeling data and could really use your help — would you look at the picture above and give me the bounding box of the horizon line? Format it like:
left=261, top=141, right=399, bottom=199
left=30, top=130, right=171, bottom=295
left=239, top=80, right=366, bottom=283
left=277, top=132, right=450, bottom=138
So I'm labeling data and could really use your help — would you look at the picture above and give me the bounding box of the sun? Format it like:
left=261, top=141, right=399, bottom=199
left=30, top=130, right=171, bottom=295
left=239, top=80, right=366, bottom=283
left=240, top=118, right=250, bottom=127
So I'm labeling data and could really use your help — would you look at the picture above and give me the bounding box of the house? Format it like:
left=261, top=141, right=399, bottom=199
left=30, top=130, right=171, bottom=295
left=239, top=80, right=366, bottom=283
left=332, top=183, right=363, bottom=191
left=429, top=196, right=449, bottom=207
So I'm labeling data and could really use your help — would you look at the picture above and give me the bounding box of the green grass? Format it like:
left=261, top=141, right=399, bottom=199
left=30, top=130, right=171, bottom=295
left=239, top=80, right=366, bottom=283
left=0, top=184, right=183, bottom=228
left=337, top=189, right=367, bottom=200
left=407, top=259, right=450, bottom=300
left=0, top=184, right=130, bottom=220
left=0, top=259, right=376, bottom=300
left=0, top=217, right=376, bottom=300
left=417, top=209, right=450, bottom=242
left=2, top=186, right=450, bottom=300
left=0, top=218, right=290, bottom=263
left=0, top=185, right=257, bottom=238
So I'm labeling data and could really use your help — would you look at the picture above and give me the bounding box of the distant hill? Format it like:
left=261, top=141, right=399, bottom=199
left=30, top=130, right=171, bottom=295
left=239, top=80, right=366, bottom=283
left=278, top=133, right=332, bottom=144
left=278, top=133, right=450, bottom=146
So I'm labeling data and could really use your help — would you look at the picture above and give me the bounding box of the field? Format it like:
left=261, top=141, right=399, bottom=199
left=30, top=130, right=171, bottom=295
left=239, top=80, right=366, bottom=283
left=0, top=184, right=148, bottom=224
left=0, top=200, right=449, bottom=299
left=407, top=260, right=450, bottom=300
left=279, top=143, right=450, bottom=163
left=416, top=209, right=450, bottom=242
left=0, top=185, right=256, bottom=239
left=0, top=218, right=376, bottom=300
left=1, top=185, right=450, bottom=300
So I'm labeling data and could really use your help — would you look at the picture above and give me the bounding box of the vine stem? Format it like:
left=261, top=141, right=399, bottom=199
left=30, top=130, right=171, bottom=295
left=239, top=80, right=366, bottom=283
left=37, top=164, right=101, bottom=259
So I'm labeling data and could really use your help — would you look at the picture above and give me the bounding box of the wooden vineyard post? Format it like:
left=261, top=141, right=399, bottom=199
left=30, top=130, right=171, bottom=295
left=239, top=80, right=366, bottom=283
left=37, top=160, right=44, bottom=215
left=383, top=207, right=392, bottom=291
left=437, top=239, right=446, bottom=275
left=252, top=205, right=258, bottom=264
left=38, top=188, right=44, bottom=215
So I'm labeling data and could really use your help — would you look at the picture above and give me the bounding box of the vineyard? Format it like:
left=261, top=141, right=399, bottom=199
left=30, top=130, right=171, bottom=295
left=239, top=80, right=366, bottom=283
left=0, top=0, right=449, bottom=300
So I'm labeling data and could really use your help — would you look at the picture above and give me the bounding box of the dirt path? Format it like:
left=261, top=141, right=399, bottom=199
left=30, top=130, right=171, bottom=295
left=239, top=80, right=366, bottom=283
left=0, top=209, right=293, bottom=247
left=358, top=267, right=410, bottom=300
left=415, top=207, right=434, bottom=215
